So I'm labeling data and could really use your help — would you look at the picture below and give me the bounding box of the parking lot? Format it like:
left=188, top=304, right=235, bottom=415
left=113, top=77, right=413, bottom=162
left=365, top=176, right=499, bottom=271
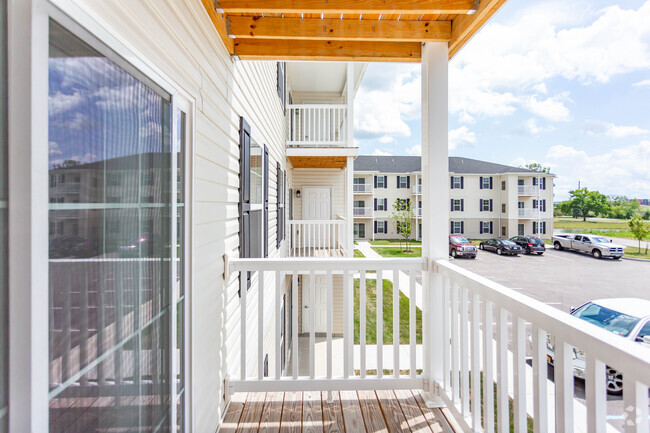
left=453, top=247, right=650, bottom=432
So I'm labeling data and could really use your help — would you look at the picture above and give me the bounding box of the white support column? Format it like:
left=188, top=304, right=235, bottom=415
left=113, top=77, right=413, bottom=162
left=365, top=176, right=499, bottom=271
left=346, top=63, right=355, bottom=256
left=346, top=156, right=354, bottom=255
left=421, top=42, right=449, bottom=406
left=8, top=0, right=50, bottom=431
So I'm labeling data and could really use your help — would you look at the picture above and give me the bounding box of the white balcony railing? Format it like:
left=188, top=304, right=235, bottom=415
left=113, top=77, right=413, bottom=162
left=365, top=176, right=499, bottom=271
left=518, top=185, right=539, bottom=195
left=287, top=104, right=348, bottom=146
left=415, top=208, right=422, bottom=217
left=226, top=255, right=650, bottom=432
left=353, top=184, right=373, bottom=194
left=288, top=219, right=347, bottom=257
left=518, top=208, right=540, bottom=218
left=412, top=185, right=422, bottom=194
left=353, top=207, right=373, bottom=217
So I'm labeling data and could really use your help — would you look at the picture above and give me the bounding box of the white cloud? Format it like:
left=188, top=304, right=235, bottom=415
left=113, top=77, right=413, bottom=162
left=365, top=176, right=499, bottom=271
left=371, top=149, right=392, bottom=156
left=584, top=120, right=649, bottom=138
left=545, top=140, right=650, bottom=199
left=523, top=94, right=572, bottom=122
left=518, top=118, right=555, bottom=135
left=633, top=79, right=650, bottom=87
left=48, top=91, right=83, bottom=116
left=49, top=141, right=62, bottom=157
left=448, top=127, right=476, bottom=150
left=378, top=135, right=396, bottom=144
left=532, top=83, right=548, bottom=94
left=406, top=145, right=421, bottom=156
left=458, top=111, right=476, bottom=124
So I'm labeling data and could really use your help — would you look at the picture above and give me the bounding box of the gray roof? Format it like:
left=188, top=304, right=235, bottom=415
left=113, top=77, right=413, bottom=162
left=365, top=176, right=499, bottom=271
left=354, top=155, right=546, bottom=175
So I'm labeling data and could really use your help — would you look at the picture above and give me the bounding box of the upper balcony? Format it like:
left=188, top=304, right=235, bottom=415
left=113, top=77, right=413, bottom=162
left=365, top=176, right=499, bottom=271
left=287, top=104, right=348, bottom=147
left=353, top=183, right=373, bottom=194
left=412, top=184, right=422, bottom=195
left=519, top=208, right=540, bottom=219
left=518, top=185, right=539, bottom=196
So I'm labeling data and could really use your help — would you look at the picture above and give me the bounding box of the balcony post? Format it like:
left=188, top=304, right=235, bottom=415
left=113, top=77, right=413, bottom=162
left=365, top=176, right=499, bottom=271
left=421, top=41, right=449, bottom=406
left=346, top=156, right=354, bottom=256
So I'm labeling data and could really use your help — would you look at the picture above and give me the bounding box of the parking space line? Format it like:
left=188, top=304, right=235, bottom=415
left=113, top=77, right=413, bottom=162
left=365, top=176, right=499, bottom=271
left=544, top=252, right=574, bottom=262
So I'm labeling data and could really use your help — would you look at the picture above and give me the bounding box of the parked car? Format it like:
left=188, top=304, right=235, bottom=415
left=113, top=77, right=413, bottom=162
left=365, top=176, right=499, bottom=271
left=547, top=298, right=650, bottom=394
left=449, top=235, right=477, bottom=259
left=509, top=236, right=546, bottom=255
left=552, top=233, right=624, bottom=259
left=479, top=239, right=523, bottom=256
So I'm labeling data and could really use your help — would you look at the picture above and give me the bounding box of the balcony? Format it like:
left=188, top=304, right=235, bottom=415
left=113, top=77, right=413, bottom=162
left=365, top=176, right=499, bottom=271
left=353, top=184, right=373, bottom=194
left=288, top=220, right=347, bottom=257
left=353, top=207, right=373, bottom=217
left=412, top=185, right=422, bottom=195
left=227, top=256, right=650, bottom=433
left=518, top=185, right=539, bottom=196
left=415, top=208, right=422, bottom=217
left=518, top=208, right=540, bottom=218
left=287, top=104, right=348, bottom=147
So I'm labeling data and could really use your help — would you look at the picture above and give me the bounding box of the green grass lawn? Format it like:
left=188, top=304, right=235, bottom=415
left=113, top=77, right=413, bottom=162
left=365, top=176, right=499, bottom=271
left=624, top=247, right=650, bottom=260
left=353, top=249, right=365, bottom=258
left=369, top=239, right=422, bottom=246
left=554, top=217, right=629, bottom=230
left=372, top=247, right=422, bottom=257
left=353, top=278, right=422, bottom=345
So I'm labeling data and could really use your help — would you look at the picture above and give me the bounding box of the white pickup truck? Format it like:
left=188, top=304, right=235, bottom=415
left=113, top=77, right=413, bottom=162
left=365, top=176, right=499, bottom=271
left=552, top=233, right=625, bottom=259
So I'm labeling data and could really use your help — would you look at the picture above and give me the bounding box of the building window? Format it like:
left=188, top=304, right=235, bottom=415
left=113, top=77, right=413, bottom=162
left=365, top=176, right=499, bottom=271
left=354, top=223, right=366, bottom=238
left=451, top=199, right=463, bottom=211
left=398, top=175, right=409, bottom=189
left=501, top=180, right=506, bottom=190
left=480, top=176, right=493, bottom=189
left=502, top=203, right=506, bottom=213
left=142, top=171, right=154, bottom=185
left=481, top=221, right=493, bottom=234
left=375, top=221, right=387, bottom=234
left=376, top=175, right=385, bottom=188
left=451, top=221, right=464, bottom=234
left=451, top=176, right=463, bottom=189
left=480, top=199, right=492, bottom=211
left=375, top=198, right=387, bottom=211
left=502, top=226, right=507, bottom=236
left=518, top=201, right=525, bottom=209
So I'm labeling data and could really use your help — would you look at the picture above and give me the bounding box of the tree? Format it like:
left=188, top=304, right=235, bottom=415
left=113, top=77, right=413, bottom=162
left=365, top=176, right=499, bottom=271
left=390, top=199, right=414, bottom=253
left=565, top=188, right=610, bottom=221
left=628, top=214, right=649, bottom=254
left=520, top=162, right=551, bottom=173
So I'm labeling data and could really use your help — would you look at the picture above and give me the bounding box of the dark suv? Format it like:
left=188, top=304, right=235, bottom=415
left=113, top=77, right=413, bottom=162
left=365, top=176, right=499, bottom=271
left=509, top=236, right=546, bottom=255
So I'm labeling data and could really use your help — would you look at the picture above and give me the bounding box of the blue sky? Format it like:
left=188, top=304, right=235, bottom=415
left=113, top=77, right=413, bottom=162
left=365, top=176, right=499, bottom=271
left=353, top=0, right=650, bottom=201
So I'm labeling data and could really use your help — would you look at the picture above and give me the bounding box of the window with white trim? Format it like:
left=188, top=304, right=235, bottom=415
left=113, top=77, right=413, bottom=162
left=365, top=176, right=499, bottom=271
left=376, top=221, right=387, bottom=234
left=481, top=199, right=491, bottom=211
left=481, top=177, right=491, bottom=189
left=452, top=221, right=463, bottom=234
left=452, top=176, right=462, bottom=189
left=481, top=221, right=491, bottom=234
left=452, top=199, right=462, bottom=211
left=399, top=176, right=408, bottom=189
left=376, top=176, right=385, bottom=188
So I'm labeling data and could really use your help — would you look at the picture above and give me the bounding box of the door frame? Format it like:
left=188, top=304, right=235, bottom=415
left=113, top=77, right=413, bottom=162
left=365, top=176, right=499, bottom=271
left=301, top=186, right=332, bottom=220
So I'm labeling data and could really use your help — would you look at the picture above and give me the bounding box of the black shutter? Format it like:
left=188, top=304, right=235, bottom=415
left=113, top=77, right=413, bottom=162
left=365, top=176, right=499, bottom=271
left=374, top=221, right=378, bottom=234
left=542, top=177, right=546, bottom=190
left=479, top=199, right=483, bottom=212
left=239, top=117, right=252, bottom=292
left=450, top=177, right=454, bottom=189
left=277, top=163, right=282, bottom=248
left=384, top=176, right=388, bottom=188
left=374, top=176, right=378, bottom=188
left=397, top=176, right=400, bottom=188
left=490, top=177, right=493, bottom=189
left=542, top=222, right=546, bottom=234
left=407, top=176, right=411, bottom=188
left=533, top=177, right=537, bottom=186
left=461, top=177, right=464, bottom=189
left=461, top=221, right=464, bottom=234
left=533, top=199, right=537, bottom=209
left=490, top=221, right=494, bottom=234
left=450, top=221, right=454, bottom=233
left=277, top=62, right=286, bottom=112
left=384, top=198, right=387, bottom=209
left=374, top=198, right=377, bottom=211
left=480, top=177, right=483, bottom=189
left=490, top=199, right=493, bottom=212
left=263, top=145, right=269, bottom=257
left=450, top=199, right=454, bottom=211
left=461, top=199, right=464, bottom=211
left=479, top=221, right=483, bottom=234
left=533, top=222, right=537, bottom=234
left=283, top=170, right=287, bottom=239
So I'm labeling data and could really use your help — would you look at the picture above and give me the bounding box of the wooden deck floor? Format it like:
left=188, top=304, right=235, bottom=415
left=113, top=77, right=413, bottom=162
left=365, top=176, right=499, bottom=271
left=222, top=390, right=458, bottom=433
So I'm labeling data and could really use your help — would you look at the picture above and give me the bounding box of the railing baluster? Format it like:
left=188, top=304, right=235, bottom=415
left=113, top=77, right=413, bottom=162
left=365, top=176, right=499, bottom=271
left=309, top=270, right=315, bottom=379
left=483, top=299, right=495, bottom=433
left=513, top=316, right=527, bottom=433
left=451, top=282, right=460, bottom=405
left=442, top=277, right=450, bottom=389
left=343, top=269, right=350, bottom=378
left=461, top=287, right=469, bottom=416
left=497, top=307, right=509, bottom=433
left=409, top=271, right=416, bottom=379
left=275, top=270, right=282, bottom=380
left=532, top=326, right=548, bottom=433
left=555, top=338, right=573, bottom=433
left=471, top=292, right=480, bottom=431
left=327, top=270, right=333, bottom=380
left=623, top=375, right=649, bottom=433
left=346, top=270, right=354, bottom=376
left=360, top=270, right=367, bottom=378
left=377, top=269, right=383, bottom=378
left=240, top=268, right=247, bottom=380
left=586, top=355, right=606, bottom=433
left=292, top=271, right=298, bottom=380
left=258, top=271, right=264, bottom=381
left=393, top=270, right=400, bottom=378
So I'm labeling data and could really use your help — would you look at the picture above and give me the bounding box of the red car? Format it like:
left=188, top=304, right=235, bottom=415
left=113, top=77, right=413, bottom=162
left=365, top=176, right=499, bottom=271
left=449, top=235, right=477, bottom=259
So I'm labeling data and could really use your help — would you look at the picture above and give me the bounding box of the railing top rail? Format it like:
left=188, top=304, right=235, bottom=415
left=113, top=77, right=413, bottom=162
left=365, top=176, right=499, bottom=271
left=435, top=258, right=650, bottom=385
left=230, top=256, right=426, bottom=273
left=287, top=104, right=347, bottom=109
left=288, top=219, right=346, bottom=224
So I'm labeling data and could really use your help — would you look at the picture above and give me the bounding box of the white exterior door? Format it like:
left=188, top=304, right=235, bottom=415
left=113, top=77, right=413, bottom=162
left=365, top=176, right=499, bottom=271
left=302, top=187, right=331, bottom=247
left=302, top=274, right=328, bottom=333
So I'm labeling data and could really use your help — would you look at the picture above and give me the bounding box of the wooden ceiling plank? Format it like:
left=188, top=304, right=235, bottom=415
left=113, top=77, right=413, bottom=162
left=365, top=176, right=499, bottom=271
left=449, top=0, right=507, bottom=59
left=200, top=0, right=234, bottom=54
left=234, top=39, right=421, bottom=62
left=229, top=16, right=451, bottom=42
left=216, top=0, right=476, bottom=15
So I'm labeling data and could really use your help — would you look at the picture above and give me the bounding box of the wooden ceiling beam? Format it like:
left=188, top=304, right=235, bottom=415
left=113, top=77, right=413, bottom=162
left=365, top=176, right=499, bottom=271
left=234, top=39, right=421, bottom=62
left=449, top=0, right=506, bottom=59
left=216, top=0, right=476, bottom=15
left=229, top=16, right=451, bottom=42
left=201, top=0, right=234, bottom=54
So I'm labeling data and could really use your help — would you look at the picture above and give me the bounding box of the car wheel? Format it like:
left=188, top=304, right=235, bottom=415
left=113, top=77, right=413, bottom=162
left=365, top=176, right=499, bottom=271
left=451, top=249, right=457, bottom=258
left=592, top=249, right=602, bottom=259
left=606, top=367, right=623, bottom=395
left=554, top=242, right=563, bottom=250
left=497, top=248, right=503, bottom=255
left=479, top=244, right=484, bottom=250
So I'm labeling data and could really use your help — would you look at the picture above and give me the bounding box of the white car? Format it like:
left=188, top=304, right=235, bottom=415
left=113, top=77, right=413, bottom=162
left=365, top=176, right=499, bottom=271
left=548, top=298, right=650, bottom=394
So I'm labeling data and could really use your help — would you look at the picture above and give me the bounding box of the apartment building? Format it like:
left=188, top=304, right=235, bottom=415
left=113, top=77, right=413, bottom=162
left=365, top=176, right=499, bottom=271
left=354, top=155, right=554, bottom=240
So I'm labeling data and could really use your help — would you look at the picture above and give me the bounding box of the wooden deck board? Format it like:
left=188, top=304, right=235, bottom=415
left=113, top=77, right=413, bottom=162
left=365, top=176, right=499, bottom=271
left=321, top=391, right=345, bottom=433
left=412, top=391, right=455, bottom=433
left=340, top=391, right=366, bottom=433
left=358, top=390, right=389, bottom=433
left=237, top=392, right=266, bottom=433
left=222, top=393, right=247, bottom=433
left=376, top=390, right=409, bottom=432
left=303, top=391, right=324, bottom=433
left=280, top=391, right=302, bottom=433
left=260, top=392, right=284, bottom=433
left=394, top=389, right=432, bottom=433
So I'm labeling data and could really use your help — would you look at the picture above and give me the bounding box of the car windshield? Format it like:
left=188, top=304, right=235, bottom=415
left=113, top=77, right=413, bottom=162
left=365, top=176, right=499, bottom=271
left=502, top=240, right=516, bottom=246
left=530, top=238, right=544, bottom=245
left=572, top=302, right=640, bottom=337
left=451, top=237, right=469, bottom=244
left=591, top=236, right=609, bottom=243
